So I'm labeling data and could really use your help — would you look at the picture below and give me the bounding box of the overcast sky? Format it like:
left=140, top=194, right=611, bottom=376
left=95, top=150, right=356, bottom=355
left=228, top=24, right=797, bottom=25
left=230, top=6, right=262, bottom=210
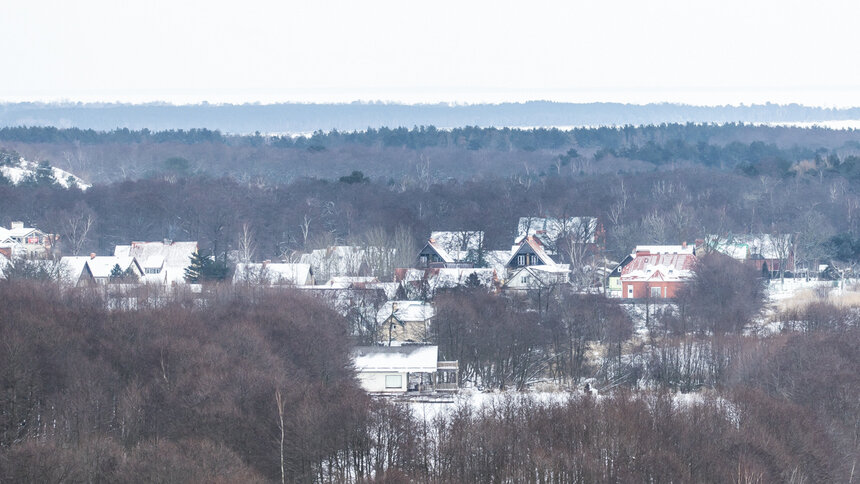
left=1, top=0, right=858, bottom=106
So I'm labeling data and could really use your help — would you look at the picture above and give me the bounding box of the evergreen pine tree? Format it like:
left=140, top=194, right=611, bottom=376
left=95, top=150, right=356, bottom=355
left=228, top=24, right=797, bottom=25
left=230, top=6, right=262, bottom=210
left=185, top=252, right=207, bottom=283
left=109, top=264, right=124, bottom=282
left=185, top=251, right=228, bottom=283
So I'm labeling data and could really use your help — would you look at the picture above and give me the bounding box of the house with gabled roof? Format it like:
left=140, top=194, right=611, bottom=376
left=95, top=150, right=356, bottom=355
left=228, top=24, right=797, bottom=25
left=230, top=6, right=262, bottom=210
left=417, top=230, right=485, bottom=268
left=620, top=244, right=696, bottom=299
left=114, top=240, right=198, bottom=285
left=417, top=239, right=455, bottom=268
left=506, top=236, right=557, bottom=268
left=377, top=300, right=435, bottom=344
left=57, top=254, right=143, bottom=285
left=0, top=221, right=57, bottom=259
left=83, top=256, right=142, bottom=284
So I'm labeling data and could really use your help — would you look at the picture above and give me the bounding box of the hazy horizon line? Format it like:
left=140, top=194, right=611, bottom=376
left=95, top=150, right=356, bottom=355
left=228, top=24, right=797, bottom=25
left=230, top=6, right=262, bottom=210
left=2, top=99, right=859, bottom=110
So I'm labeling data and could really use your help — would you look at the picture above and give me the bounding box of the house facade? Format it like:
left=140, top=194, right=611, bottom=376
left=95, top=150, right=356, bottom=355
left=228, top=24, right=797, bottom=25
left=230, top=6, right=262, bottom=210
left=506, top=236, right=556, bottom=269
left=114, top=240, right=198, bottom=285
left=620, top=245, right=696, bottom=299
left=377, top=300, right=435, bottom=344
left=504, top=264, right=571, bottom=291
left=352, top=345, right=457, bottom=393
left=0, top=222, right=57, bottom=259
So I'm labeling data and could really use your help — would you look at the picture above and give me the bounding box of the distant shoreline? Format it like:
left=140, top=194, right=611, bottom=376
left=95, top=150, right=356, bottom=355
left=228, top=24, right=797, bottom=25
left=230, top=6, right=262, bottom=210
left=1, top=101, right=858, bottom=134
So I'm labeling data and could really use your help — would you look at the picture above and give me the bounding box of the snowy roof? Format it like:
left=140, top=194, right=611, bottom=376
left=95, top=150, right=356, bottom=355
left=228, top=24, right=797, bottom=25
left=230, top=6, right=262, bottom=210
left=703, top=234, right=790, bottom=261
left=233, top=262, right=312, bottom=285
left=86, top=256, right=139, bottom=279
left=516, top=216, right=598, bottom=244
left=507, top=236, right=556, bottom=266
left=621, top=252, right=696, bottom=282
left=423, top=239, right=454, bottom=263
left=505, top=264, right=571, bottom=288
left=325, top=276, right=379, bottom=287
left=114, top=241, right=197, bottom=285
left=143, top=255, right=165, bottom=269
left=352, top=345, right=438, bottom=373
left=377, top=300, right=435, bottom=325
left=429, top=231, right=484, bottom=256
left=56, top=256, right=89, bottom=284
left=634, top=245, right=695, bottom=255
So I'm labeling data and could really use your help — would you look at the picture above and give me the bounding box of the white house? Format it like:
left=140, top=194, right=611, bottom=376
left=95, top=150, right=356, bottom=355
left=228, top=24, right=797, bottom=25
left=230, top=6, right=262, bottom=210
left=352, top=345, right=439, bottom=393
left=114, top=241, right=198, bottom=285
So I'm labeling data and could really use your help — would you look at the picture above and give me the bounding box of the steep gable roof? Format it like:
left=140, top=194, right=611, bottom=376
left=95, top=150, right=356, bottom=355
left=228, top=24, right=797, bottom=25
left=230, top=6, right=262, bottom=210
left=419, top=239, right=455, bottom=263
left=506, top=236, right=556, bottom=266
left=86, top=256, right=140, bottom=280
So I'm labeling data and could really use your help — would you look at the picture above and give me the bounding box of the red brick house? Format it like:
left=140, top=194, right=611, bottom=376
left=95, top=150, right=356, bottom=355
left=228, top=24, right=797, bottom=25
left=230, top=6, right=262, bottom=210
left=620, top=245, right=697, bottom=299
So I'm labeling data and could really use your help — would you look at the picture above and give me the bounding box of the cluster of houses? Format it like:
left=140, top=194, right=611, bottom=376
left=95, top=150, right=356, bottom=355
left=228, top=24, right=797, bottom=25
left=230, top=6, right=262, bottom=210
left=0, top=219, right=807, bottom=394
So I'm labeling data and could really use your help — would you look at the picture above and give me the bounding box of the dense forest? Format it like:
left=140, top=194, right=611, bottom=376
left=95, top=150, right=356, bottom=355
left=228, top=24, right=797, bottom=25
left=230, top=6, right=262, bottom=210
left=0, top=123, right=858, bottom=183
left=1, top=280, right=857, bottom=482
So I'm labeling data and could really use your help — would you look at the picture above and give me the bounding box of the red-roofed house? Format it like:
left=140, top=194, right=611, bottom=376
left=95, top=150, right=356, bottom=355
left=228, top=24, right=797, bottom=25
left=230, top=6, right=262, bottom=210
left=620, top=244, right=697, bottom=299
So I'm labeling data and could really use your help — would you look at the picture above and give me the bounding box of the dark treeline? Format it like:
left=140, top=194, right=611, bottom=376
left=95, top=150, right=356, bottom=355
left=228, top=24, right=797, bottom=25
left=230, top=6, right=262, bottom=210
left=1, top=281, right=858, bottom=482
left=1, top=123, right=858, bottom=183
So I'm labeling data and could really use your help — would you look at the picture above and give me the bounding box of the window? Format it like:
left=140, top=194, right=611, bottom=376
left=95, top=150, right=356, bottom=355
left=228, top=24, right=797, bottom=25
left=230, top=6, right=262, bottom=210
left=145, top=267, right=161, bottom=274
left=521, top=275, right=530, bottom=284
left=650, top=287, right=662, bottom=298
left=385, top=375, right=402, bottom=389
left=517, top=254, right=526, bottom=266
left=419, top=255, right=428, bottom=266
